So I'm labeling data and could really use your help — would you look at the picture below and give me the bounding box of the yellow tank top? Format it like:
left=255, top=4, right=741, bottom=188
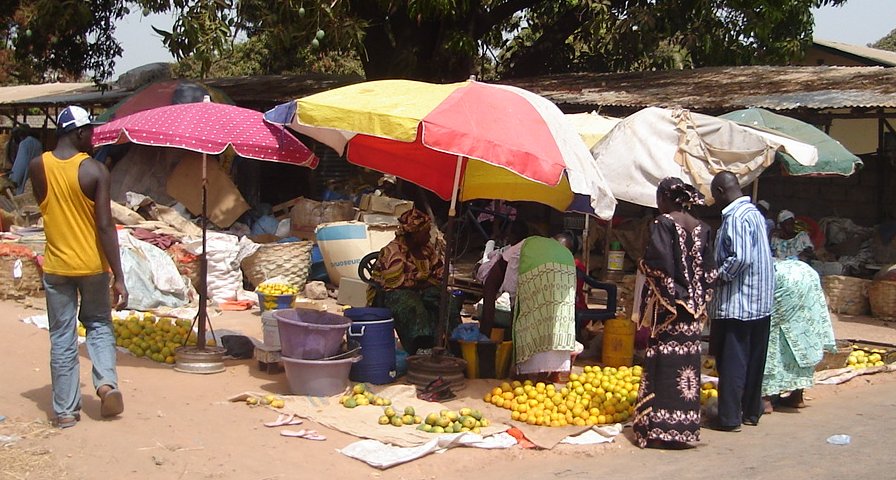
left=39, top=152, right=109, bottom=276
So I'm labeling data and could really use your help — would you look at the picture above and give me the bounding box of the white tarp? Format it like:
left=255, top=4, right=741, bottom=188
left=590, top=107, right=818, bottom=208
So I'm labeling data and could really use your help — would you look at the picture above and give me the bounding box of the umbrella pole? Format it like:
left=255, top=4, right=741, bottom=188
left=435, top=156, right=464, bottom=352
left=197, top=152, right=208, bottom=350
left=751, top=178, right=759, bottom=202
left=583, top=215, right=590, bottom=274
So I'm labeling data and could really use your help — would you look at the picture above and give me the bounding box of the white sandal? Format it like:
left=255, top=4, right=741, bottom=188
left=264, top=414, right=304, bottom=427
left=280, top=429, right=326, bottom=441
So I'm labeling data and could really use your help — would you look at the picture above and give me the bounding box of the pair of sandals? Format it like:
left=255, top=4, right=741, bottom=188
left=55, top=387, right=124, bottom=429
left=416, top=377, right=456, bottom=402
left=264, top=413, right=326, bottom=441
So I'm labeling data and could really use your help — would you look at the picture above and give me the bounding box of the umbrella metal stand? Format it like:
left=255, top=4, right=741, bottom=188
left=174, top=149, right=226, bottom=374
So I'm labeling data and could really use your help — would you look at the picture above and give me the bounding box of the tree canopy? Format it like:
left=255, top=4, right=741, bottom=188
left=1, top=0, right=130, bottom=85
left=1, top=0, right=850, bottom=85
left=871, top=27, right=896, bottom=52
left=144, top=0, right=854, bottom=81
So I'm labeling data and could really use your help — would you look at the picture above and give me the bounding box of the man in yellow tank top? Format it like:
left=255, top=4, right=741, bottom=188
left=28, top=106, right=129, bottom=429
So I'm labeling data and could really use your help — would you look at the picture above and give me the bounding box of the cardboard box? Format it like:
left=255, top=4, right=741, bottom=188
left=337, top=277, right=371, bottom=307
left=359, top=193, right=414, bottom=217
left=166, top=154, right=250, bottom=228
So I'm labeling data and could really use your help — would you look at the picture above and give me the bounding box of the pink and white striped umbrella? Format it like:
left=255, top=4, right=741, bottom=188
left=93, top=102, right=317, bottom=167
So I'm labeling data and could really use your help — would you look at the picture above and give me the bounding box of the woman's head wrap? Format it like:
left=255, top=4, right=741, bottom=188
left=778, top=209, right=795, bottom=224
left=397, top=208, right=432, bottom=235
left=658, top=177, right=704, bottom=209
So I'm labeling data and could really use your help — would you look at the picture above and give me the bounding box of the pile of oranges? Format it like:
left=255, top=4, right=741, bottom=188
left=110, top=313, right=205, bottom=364
left=484, top=365, right=642, bottom=427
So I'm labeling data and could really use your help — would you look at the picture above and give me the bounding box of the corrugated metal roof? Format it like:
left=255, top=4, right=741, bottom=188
left=813, top=39, right=896, bottom=67
left=0, top=82, right=94, bottom=105
left=504, top=66, right=896, bottom=111
left=0, top=73, right=362, bottom=111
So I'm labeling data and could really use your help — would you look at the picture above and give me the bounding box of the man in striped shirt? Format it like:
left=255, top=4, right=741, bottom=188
left=708, top=172, right=775, bottom=432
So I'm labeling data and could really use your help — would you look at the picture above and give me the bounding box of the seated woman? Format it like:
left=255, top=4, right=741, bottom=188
left=371, top=209, right=452, bottom=355
left=771, top=210, right=814, bottom=261
left=477, top=235, right=578, bottom=381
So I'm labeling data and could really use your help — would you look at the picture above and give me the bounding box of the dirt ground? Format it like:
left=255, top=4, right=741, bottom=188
left=3, top=299, right=896, bottom=480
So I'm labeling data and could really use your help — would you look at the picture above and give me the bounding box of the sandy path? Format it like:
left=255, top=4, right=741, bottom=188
left=3, top=300, right=896, bottom=479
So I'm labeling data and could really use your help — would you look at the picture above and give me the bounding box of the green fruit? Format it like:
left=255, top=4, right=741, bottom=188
left=390, top=416, right=403, bottom=427
left=422, top=424, right=432, bottom=432
left=437, top=416, right=450, bottom=428
left=471, top=410, right=483, bottom=420
left=404, top=406, right=415, bottom=417
left=311, top=38, right=320, bottom=48
left=459, top=407, right=472, bottom=417
left=401, top=414, right=414, bottom=425
left=316, top=29, right=325, bottom=40
left=298, top=7, right=306, bottom=16
left=416, top=424, right=427, bottom=431
left=384, top=406, right=396, bottom=418
left=472, top=426, right=481, bottom=434
left=462, top=417, right=476, bottom=429
left=479, top=418, right=490, bottom=427
left=425, top=413, right=439, bottom=425
left=344, top=398, right=358, bottom=408
left=413, top=415, right=422, bottom=424
left=432, top=426, right=444, bottom=434
left=446, top=411, right=459, bottom=421
left=378, top=415, right=390, bottom=425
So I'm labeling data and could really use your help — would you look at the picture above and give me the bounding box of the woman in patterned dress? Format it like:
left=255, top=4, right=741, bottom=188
left=632, top=177, right=717, bottom=449
left=372, top=208, right=455, bottom=355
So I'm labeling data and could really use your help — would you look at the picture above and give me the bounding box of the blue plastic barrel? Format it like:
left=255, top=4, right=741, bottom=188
left=344, top=307, right=396, bottom=384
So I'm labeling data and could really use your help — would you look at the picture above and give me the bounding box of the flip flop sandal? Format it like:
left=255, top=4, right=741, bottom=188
left=55, top=412, right=81, bottom=429
left=100, top=388, right=124, bottom=418
left=280, top=429, right=326, bottom=441
left=264, top=414, right=304, bottom=427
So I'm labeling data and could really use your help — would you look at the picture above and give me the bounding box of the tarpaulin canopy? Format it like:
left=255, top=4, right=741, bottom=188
left=720, top=108, right=862, bottom=176
left=590, top=107, right=818, bottom=207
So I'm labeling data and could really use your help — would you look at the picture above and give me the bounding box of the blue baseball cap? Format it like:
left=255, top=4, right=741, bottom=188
left=57, top=106, right=104, bottom=134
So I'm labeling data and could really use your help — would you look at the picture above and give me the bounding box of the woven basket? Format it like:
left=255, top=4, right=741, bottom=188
left=241, top=241, right=313, bottom=290
left=822, top=275, right=870, bottom=316
left=869, top=280, right=896, bottom=321
left=816, top=339, right=853, bottom=371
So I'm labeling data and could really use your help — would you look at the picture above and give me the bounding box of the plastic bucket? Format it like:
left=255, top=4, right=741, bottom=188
left=261, top=310, right=281, bottom=348
left=344, top=308, right=397, bottom=385
left=282, top=352, right=362, bottom=396
left=602, top=317, right=635, bottom=367
left=607, top=251, right=625, bottom=271
left=455, top=340, right=513, bottom=379
left=274, top=308, right=351, bottom=360
left=257, top=292, right=296, bottom=313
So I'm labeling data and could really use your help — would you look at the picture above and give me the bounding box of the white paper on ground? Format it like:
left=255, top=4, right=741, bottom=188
left=338, top=432, right=517, bottom=469
left=559, top=423, right=623, bottom=445
left=22, top=314, right=84, bottom=344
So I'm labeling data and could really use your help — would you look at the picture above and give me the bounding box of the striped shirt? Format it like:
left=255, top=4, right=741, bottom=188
left=710, top=196, right=775, bottom=321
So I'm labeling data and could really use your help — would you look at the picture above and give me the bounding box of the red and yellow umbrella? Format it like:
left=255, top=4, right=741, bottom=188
left=265, top=79, right=615, bottom=219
